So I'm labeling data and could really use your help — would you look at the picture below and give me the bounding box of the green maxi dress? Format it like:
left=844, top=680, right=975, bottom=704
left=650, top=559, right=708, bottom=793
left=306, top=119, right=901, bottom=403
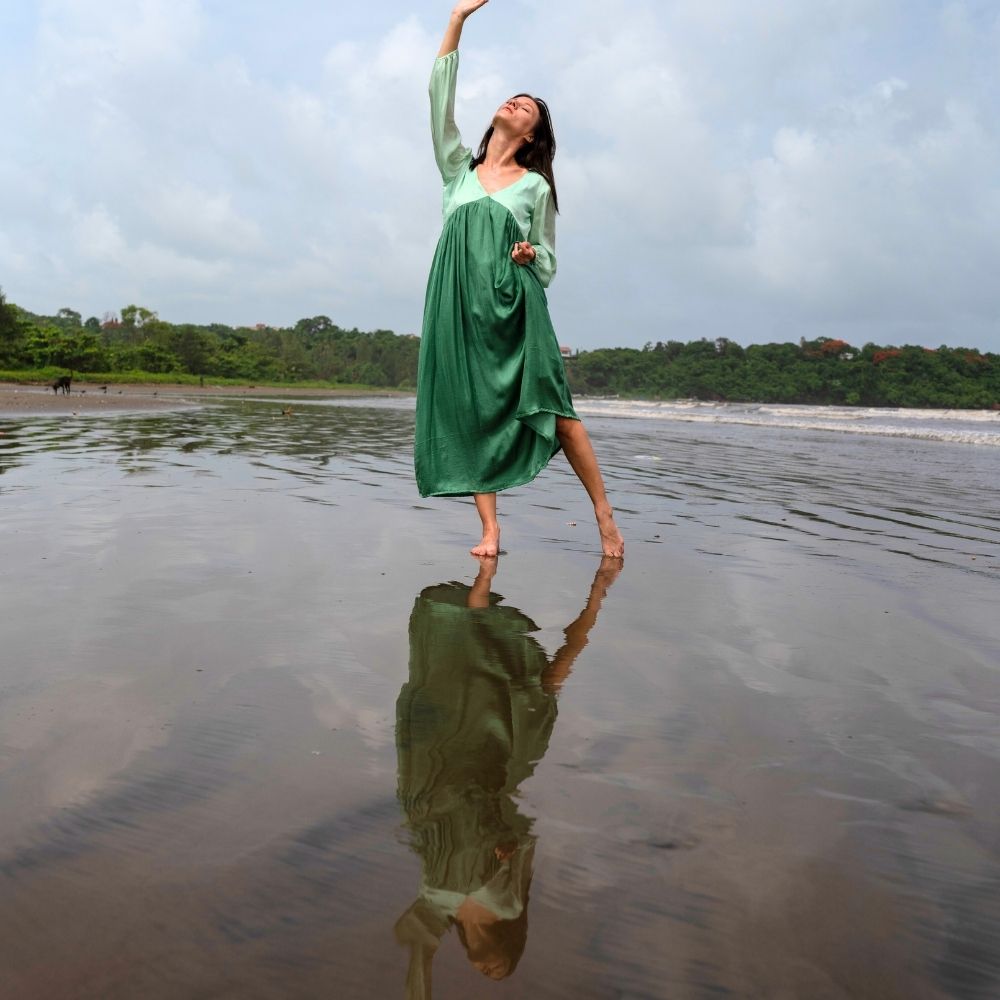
left=395, top=583, right=556, bottom=943
left=414, top=51, right=579, bottom=498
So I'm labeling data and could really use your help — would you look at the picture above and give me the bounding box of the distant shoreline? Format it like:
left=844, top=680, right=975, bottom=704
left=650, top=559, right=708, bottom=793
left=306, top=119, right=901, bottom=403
left=2, top=379, right=997, bottom=417
left=0, top=381, right=410, bottom=415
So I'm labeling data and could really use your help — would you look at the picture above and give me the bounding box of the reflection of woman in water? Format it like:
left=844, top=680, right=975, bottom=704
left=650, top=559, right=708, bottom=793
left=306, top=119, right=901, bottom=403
left=394, top=557, right=621, bottom=997
left=414, top=1, right=624, bottom=559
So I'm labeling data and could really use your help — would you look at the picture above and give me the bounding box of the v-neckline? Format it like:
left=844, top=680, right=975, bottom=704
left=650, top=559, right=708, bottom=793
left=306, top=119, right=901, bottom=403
left=474, top=164, right=531, bottom=198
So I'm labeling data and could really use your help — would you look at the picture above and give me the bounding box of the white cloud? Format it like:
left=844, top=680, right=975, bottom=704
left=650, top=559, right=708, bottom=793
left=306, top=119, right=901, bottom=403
left=740, top=77, right=1000, bottom=331
left=72, top=204, right=127, bottom=262
left=37, top=0, right=203, bottom=79
left=0, top=0, right=998, bottom=350
left=145, top=183, right=265, bottom=256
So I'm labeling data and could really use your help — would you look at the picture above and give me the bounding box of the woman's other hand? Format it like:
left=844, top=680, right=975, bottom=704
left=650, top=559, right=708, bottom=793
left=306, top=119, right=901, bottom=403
left=511, top=241, right=536, bottom=266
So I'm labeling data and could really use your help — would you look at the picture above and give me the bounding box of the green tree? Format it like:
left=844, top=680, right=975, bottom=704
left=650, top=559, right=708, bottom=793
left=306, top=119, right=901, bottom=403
left=55, top=308, right=82, bottom=329
left=0, top=287, right=25, bottom=364
left=119, top=305, right=158, bottom=346
left=120, top=304, right=158, bottom=329
left=168, top=325, right=214, bottom=374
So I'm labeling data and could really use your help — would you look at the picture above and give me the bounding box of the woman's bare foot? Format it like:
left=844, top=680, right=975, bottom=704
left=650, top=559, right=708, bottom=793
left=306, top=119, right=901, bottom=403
left=472, top=554, right=498, bottom=581
left=596, top=505, right=624, bottom=557
left=468, top=554, right=498, bottom=607
left=594, top=554, right=624, bottom=592
left=471, top=526, right=500, bottom=557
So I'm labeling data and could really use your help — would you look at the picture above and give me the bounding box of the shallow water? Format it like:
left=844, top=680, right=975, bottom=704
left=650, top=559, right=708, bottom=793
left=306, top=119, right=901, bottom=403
left=1, top=399, right=998, bottom=999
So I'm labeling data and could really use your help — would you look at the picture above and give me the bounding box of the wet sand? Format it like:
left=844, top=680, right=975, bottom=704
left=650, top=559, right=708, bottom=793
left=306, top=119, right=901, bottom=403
left=0, top=399, right=998, bottom=999
left=0, top=380, right=408, bottom=414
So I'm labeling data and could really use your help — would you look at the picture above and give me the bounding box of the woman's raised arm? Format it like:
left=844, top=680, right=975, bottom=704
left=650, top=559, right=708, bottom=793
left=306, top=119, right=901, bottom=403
left=438, top=0, right=490, bottom=56
left=430, top=2, right=488, bottom=183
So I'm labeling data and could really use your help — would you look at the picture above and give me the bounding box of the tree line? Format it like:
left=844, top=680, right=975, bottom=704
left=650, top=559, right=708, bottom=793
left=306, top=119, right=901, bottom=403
left=1, top=291, right=996, bottom=408
left=0, top=293, right=419, bottom=388
left=565, top=337, right=999, bottom=409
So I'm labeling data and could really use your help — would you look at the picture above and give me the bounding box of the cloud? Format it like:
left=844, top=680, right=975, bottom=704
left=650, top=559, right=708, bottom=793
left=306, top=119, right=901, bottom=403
left=3, top=2, right=447, bottom=326
left=1, top=0, right=998, bottom=352
left=739, top=75, right=1000, bottom=340
left=537, top=0, right=1000, bottom=350
left=145, top=183, right=265, bottom=256
left=72, top=204, right=128, bottom=262
left=36, top=0, right=203, bottom=82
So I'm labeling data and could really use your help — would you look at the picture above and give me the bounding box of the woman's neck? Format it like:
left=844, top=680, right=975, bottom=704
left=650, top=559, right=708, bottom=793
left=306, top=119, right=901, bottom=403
left=482, top=133, right=525, bottom=171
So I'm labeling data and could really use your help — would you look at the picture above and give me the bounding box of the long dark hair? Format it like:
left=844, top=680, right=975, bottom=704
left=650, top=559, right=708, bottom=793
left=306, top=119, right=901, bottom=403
left=469, top=94, right=559, bottom=212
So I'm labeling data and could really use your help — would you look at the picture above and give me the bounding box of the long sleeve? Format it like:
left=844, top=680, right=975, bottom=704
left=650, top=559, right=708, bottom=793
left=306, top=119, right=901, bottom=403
left=428, top=50, right=471, bottom=184
left=527, top=180, right=557, bottom=288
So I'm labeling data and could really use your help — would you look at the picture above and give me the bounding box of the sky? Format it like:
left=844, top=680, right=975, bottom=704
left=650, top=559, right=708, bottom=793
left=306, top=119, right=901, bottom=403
left=1, top=0, right=999, bottom=352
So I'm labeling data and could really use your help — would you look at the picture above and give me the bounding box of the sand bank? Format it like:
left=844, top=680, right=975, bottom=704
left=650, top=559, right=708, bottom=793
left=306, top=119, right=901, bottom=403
left=0, top=381, right=409, bottom=415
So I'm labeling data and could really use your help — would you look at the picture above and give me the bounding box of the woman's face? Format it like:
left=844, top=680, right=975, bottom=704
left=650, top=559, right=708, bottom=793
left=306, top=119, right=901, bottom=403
left=493, top=95, right=540, bottom=143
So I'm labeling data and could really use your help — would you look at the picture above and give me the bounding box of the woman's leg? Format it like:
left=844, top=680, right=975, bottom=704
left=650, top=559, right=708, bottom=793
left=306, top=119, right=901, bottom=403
left=471, top=492, right=501, bottom=557
left=556, top=417, right=625, bottom=557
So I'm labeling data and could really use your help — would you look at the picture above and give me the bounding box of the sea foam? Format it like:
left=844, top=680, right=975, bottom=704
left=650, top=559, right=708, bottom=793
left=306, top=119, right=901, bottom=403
left=572, top=399, right=1000, bottom=446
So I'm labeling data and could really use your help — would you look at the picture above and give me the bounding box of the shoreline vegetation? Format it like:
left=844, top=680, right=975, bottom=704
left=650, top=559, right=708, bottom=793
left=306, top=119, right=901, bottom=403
left=1, top=292, right=997, bottom=410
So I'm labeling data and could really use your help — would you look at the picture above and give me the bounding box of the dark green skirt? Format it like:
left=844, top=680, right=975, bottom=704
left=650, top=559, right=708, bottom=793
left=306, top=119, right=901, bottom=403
left=396, top=583, right=556, bottom=891
left=414, top=198, right=578, bottom=497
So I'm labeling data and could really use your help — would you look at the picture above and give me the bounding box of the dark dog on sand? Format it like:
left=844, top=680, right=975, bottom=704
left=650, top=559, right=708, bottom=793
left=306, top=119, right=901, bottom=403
left=51, top=374, right=72, bottom=395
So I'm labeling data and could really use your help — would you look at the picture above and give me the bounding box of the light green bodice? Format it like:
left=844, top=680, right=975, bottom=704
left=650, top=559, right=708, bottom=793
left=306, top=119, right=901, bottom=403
left=429, top=50, right=557, bottom=288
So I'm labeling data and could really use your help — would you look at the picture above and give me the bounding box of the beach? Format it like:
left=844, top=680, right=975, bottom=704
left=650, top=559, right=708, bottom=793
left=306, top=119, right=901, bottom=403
left=0, top=380, right=407, bottom=414
left=1, top=396, right=998, bottom=999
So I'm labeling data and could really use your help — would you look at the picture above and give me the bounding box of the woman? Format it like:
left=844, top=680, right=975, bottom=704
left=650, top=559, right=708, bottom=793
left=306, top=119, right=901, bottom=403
left=394, top=556, right=622, bottom=995
left=414, top=0, right=625, bottom=559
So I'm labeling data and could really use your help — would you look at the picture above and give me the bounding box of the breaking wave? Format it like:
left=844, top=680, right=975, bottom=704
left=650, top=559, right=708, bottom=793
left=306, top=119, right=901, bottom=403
left=572, top=399, right=1000, bottom=446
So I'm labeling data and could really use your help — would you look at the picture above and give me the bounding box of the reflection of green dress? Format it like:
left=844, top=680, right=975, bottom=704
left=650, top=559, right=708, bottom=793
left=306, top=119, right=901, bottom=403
left=396, top=583, right=557, bottom=918
left=414, top=51, right=578, bottom=498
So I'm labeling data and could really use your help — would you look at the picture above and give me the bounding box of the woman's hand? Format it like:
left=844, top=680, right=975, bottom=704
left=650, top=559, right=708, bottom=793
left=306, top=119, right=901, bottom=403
left=511, top=241, right=536, bottom=266
left=452, top=0, right=489, bottom=20
left=439, top=0, right=488, bottom=55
